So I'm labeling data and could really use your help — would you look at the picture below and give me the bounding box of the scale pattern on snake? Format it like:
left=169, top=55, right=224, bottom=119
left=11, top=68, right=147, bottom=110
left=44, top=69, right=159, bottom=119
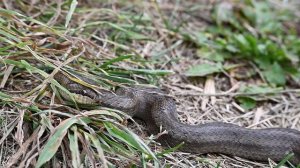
left=54, top=72, right=300, bottom=165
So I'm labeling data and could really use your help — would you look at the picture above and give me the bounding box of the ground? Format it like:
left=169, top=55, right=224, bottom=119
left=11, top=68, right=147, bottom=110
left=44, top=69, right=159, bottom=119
left=0, top=0, right=300, bottom=167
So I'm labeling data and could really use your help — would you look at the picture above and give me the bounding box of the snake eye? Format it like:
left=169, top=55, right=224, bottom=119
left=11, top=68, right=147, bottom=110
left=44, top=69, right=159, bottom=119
left=78, top=90, right=88, bottom=96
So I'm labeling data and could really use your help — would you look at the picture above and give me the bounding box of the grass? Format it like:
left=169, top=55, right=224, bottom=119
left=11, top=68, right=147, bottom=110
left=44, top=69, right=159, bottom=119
left=182, top=0, right=300, bottom=110
left=0, top=3, right=168, bottom=167
left=0, top=0, right=300, bottom=167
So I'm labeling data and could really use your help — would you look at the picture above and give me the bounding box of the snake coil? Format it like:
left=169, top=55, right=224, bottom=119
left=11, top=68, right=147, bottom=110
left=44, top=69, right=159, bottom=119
left=54, top=72, right=300, bottom=165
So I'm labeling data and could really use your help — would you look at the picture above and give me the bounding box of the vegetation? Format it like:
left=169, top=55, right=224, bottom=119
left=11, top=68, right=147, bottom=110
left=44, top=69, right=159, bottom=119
left=184, top=1, right=300, bottom=110
left=0, top=2, right=168, bottom=167
left=0, top=0, right=299, bottom=167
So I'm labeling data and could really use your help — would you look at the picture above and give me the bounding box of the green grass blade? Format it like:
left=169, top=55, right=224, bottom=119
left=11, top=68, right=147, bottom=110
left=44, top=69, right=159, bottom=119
left=100, top=55, right=132, bottom=68
left=156, top=142, right=184, bottom=157
left=85, top=132, right=110, bottom=168
left=36, top=117, right=79, bottom=168
left=108, top=66, right=174, bottom=76
left=99, top=134, right=133, bottom=156
left=274, top=153, right=295, bottom=168
left=103, top=122, right=157, bottom=161
left=0, top=91, right=11, bottom=99
left=68, top=126, right=81, bottom=168
left=65, top=0, right=78, bottom=28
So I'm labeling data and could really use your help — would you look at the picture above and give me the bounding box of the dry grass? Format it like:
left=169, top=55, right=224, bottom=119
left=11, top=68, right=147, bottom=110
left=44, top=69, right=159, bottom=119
left=1, top=0, right=300, bottom=167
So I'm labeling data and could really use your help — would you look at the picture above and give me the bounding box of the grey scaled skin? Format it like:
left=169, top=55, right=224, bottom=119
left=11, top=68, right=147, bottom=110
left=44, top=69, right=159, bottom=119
left=54, top=72, right=300, bottom=165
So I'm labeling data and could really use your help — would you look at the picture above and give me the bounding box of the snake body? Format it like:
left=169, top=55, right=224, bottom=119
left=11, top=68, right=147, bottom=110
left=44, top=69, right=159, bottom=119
left=54, top=72, right=300, bottom=165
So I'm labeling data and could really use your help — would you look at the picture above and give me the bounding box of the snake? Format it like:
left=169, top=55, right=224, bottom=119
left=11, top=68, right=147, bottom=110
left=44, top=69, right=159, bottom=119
left=53, top=72, right=300, bottom=165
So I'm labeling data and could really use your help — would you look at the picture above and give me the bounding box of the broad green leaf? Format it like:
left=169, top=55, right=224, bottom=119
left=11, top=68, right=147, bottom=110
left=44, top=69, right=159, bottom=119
left=238, top=84, right=283, bottom=94
left=103, top=122, right=157, bottom=160
left=104, top=122, right=144, bottom=151
left=185, top=63, right=222, bottom=77
left=194, top=32, right=209, bottom=46
left=225, top=44, right=238, bottom=53
left=263, top=62, right=286, bottom=86
left=233, top=34, right=250, bottom=53
left=253, top=1, right=282, bottom=33
left=291, top=70, right=300, bottom=83
left=237, top=84, right=283, bottom=102
left=236, top=97, right=256, bottom=111
left=197, top=48, right=224, bottom=62
left=85, top=132, right=112, bottom=167
left=214, top=2, right=234, bottom=26
left=36, top=117, right=79, bottom=168
left=99, top=134, right=132, bottom=156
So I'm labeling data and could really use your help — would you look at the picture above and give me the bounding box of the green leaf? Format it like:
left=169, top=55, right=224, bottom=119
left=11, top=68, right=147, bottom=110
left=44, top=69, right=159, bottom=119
left=3, top=59, right=48, bottom=77
left=68, top=126, right=81, bottom=168
left=100, top=55, right=132, bottom=68
left=185, top=63, right=222, bottom=77
left=197, top=48, right=224, bottom=62
left=238, top=84, right=283, bottom=94
left=214, top=2, right=234, bottom=26
left=0, top=91, right=11, bottom=99
left=151, top=40, right=183, bottom=59
left=82, top=110, right=124, bottom=123
left=65, top=0, right=78, bottom=28
left=104, top=122, right=142, bottom=150
left=108, top=66, right=174, bottom=76
left=103, top=122, right=157, bottom=160
left=291, top=70, right=300, bottom=83
left=233, top=34, right=250, bottom=53
left=99, top=134, right=132, bottom=156
left=84, top=132, right=110, bottom=167
left=36, top=117, right=79, bottom=168
left=0, top=8, right=63, bottom=36
left=236, top=97, right=256, bottom=111
left=0, top=27, right=20, bottom=42
left=106, top=22, right=149, bottom=40
left=274, top=153, right=295, bottom=168
left=238, top=84, right=283, bottom=101
left=156, top=142, right=184, bottom=157
left=194, top=32, right=208, bottom=46
left=263, top=62, right=286, bottom=86
left=97, top=73, right=137, bottom=84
